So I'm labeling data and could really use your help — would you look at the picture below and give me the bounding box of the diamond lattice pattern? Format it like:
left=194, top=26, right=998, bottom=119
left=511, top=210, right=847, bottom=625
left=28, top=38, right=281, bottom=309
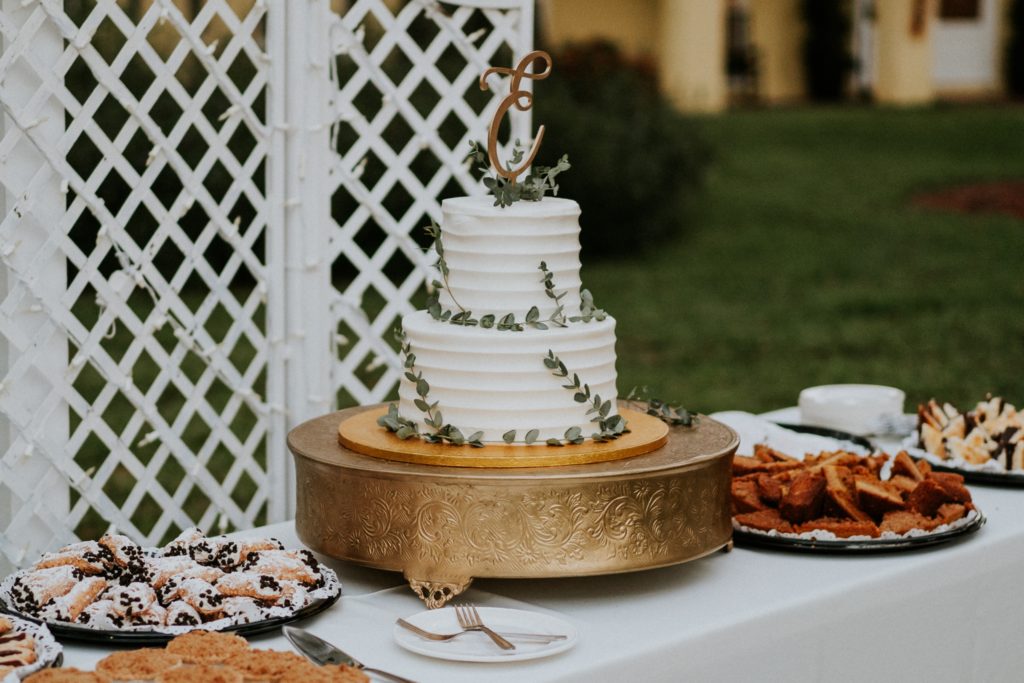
left=0, top=0, right=276, bottom=571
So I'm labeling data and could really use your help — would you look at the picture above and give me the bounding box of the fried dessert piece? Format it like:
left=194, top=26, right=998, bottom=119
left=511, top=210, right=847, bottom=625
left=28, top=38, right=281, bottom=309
left=161, top=527, right=207, bottom=557
left=888, top=475, right=919, bottom=497
left=0, top=616, right=10, bottom=633
left=98, top=533, right=146, bottom=572
left=214, top=538, right=284, bottom=570
left=734, top=509, right=794, bottom=534
left=947, top=428, right=998, bottom=465
left=935, top=503, right=968, bottom=525
left=732, top=455, right=801, bottom=477
left=880, top=510, right=940, bottom=534
left=40, top=576, right=106, bottom=622
left=755, top=473, right=784, bottom=505
left=804, top=451, right=862, bottom=471
left=96, top=650, right=183, bottom=681
left=277, top=581, right=310, bottom=610
left=891, top=451, right=924, bottom=481
left=76, top=599, right=123, bottom=629
left=854, top=477, right=905, bottom=519
left=167, top=630, right=250, bottom=665
left=778, top=471, right=826, bottom=523
left=106, top=582, right=158, bottom=619
left=9, top=566, right=80, bottom=614
left=130, top=603, right=167, bottom=627
left=916, top=458, right=933, bottom=475
left=822, top=466, right=873, bottom=523
left=216, top=572, right=283, bottom=602
left=907, top=478, right=953, bottom=517
left=241, top=550, right=321, bottom=586
left=753, top=444, right=799, bottom=463
left=797, top=517, right=879, bottom=538
left=222, top=596, right=265, bottom=623
left=731, top=477, right=767, bottom=514
left=861, top=454, right=889, bottom=476
left=920, top=422, right=946, bottom=459
left=927, top=472, right=972, bottom=504
left=732, top=455, right=766, bottom=477
left=34, top=541, right=113, bottom=576
left=174, top=578, right=225, bottom=617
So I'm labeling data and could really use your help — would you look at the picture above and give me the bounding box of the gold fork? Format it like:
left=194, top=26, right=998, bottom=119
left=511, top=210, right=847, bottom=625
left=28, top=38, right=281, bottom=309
left=453, top=603, right=515, bottom=650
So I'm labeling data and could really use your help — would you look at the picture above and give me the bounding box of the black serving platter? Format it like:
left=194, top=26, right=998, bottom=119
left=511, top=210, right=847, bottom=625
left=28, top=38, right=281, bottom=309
left=733, top=511, right=986, bottom=554
left=0, top=591, right=340, bottom=645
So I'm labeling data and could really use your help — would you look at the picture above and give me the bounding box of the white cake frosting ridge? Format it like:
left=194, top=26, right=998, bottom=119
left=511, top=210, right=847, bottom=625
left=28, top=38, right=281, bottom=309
left=398, top=310, right=618, bottom=442
left=437, top=196, right=583, bottom=319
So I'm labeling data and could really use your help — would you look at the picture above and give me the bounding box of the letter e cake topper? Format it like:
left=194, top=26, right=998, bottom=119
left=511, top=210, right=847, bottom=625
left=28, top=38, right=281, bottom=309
left=479, top=50, right=552, bottom=186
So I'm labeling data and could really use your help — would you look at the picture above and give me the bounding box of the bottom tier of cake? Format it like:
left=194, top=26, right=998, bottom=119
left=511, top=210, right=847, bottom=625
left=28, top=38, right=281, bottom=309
left=398, top=310, right=619, bottom=442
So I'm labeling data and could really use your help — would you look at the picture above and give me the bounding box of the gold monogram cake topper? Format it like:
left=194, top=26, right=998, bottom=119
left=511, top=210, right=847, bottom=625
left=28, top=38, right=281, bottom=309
left=479, top=50, right=553, bottom=186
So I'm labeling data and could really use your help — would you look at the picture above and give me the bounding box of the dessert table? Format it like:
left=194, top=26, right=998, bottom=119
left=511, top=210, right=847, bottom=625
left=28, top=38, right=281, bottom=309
left=57, top=412, right=1024, bottom=682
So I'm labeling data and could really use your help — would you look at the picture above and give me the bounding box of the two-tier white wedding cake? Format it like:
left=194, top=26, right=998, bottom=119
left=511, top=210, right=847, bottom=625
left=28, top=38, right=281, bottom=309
left=394, top=195, right=621, bottom=444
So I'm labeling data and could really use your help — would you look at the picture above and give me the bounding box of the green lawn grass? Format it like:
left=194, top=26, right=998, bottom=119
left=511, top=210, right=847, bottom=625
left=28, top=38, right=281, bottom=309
left=582, top=104, right=1024, bottom=414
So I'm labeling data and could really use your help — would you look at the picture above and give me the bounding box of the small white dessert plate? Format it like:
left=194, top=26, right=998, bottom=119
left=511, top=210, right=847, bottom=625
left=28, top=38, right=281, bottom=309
left=393, top=606, right=577, bottom=663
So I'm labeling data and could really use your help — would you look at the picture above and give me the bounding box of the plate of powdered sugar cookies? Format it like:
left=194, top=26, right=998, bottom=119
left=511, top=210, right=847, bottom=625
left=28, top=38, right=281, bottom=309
left=0, top=528, right=340, bottom=644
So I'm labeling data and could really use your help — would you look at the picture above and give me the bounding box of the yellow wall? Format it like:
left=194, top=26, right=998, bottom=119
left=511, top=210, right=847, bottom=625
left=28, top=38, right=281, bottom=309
left=749, top=0, right=806, bottom=103
left=658, top=0, right=728, bottom=112
left=540, top=0, right=661, bottom=60
left=874, top=0, right=935, bottom=104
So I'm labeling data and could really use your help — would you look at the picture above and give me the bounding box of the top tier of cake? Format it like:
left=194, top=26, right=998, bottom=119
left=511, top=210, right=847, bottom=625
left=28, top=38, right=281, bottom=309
left=437, top=196, right=583, bottom=319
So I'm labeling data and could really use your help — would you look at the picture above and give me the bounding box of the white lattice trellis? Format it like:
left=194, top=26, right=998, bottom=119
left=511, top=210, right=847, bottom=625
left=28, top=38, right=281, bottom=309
left=0, top=0, right=533, bottom=572
left=0, top=0, right=284, bottom=572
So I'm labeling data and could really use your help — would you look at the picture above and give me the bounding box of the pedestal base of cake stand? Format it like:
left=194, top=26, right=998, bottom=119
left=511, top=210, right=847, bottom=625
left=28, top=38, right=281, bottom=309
left=289, top=404, right=738, bottom=608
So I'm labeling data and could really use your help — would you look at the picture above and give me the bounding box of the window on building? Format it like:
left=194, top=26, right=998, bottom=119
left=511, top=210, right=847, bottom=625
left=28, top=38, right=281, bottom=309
left=939, top=0, right=981, bottom=20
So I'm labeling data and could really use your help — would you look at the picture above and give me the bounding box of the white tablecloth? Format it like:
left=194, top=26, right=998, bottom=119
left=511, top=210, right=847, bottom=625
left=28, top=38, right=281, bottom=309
left=60, top=412, right=1024, bottom=682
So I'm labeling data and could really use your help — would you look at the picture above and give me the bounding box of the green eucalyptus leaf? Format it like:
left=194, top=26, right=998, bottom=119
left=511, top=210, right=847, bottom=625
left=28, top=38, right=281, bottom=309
left=502, top=430, right=516, bottom=444
left=525, top=429, right=539, bottom=444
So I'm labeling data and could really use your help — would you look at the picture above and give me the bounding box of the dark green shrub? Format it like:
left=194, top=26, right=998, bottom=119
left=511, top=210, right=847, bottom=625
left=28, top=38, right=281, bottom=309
left=1008, top=0, right=1024, bottom=96
left=532, top=41, right=711, bottom=258
left=801, top=0, right=854, bottom=101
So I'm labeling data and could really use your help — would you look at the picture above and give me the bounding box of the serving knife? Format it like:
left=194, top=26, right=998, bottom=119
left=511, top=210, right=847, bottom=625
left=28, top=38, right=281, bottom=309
left=283, top=625, right=418, bottom=683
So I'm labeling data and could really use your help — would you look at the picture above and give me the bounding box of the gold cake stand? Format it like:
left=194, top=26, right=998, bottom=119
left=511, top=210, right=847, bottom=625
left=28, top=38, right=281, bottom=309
left=290, top=405, right=738, bottom=608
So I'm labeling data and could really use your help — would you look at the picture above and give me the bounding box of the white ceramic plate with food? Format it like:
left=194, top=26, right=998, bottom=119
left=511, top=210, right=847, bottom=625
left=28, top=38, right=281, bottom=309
left=393, top=606, right=577, bottom=663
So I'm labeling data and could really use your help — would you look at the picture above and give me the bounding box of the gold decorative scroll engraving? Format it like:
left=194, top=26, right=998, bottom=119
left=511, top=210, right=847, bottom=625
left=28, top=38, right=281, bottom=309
left=479, top=50, right=553, bottom=185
